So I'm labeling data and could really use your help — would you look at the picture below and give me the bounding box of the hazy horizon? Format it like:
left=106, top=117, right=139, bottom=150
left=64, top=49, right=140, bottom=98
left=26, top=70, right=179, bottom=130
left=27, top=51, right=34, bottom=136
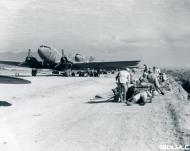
left=0, top=0, right=190, bottom=68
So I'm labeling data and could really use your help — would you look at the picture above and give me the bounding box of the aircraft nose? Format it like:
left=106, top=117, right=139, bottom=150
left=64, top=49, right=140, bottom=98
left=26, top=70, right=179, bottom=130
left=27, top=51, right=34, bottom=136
left=38, top=47, right=51, bottom=60
left=38, top=48, right=42, bottom=54
left=38, top=48, right=45, bottom=58
left=38, top=47, right=47, bottom=54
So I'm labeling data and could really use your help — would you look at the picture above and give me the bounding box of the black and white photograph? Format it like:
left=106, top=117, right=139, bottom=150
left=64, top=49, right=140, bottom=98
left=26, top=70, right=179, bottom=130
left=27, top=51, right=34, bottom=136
left=0, top=0, right=190, bottom=151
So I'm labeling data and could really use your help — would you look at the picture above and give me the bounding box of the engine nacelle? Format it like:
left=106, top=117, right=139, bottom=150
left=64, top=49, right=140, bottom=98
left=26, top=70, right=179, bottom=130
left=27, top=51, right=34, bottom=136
left=25, top=56, right=41, bottom=68
left=75, top=54, right=86, bottom=62
left=55, top=56, right=73, bottom=70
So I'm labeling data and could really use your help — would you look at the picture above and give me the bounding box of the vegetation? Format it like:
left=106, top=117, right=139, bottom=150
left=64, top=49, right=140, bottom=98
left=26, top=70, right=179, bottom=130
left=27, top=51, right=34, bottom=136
left=163, top=68, right=190, bottom=95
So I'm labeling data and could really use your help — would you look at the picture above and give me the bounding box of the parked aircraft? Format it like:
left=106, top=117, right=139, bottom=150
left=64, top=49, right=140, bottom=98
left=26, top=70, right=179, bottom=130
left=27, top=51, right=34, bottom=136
left=0, top=45, right=141, bottom=76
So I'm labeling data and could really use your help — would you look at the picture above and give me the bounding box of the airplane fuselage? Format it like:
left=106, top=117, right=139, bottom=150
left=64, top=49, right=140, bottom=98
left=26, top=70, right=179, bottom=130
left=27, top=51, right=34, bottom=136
left=38, top=45, right=61, bottom=64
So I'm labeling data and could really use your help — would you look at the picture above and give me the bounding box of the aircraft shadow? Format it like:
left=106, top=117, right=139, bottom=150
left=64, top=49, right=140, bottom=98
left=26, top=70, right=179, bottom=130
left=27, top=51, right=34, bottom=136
left=0, top=76, right=31, bottom=84
left=0, top=101, right=12, bottom=107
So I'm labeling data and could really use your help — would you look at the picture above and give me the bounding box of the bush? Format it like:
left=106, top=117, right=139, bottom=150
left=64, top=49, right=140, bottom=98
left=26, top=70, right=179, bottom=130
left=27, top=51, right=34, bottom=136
left=163, top=68, right=190, bottom=94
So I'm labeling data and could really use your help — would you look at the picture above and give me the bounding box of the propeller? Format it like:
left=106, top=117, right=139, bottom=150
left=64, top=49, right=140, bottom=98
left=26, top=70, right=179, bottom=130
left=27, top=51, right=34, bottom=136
left=55, top=49, right=73, bottom=69
left=55, top=49, right=66, bottom=68
left=28, top=49, right=31, bottom=57
left=22, top=49, right=39, bottom=68
left=61, top=49, right=64, bottom=58
left=19, top=49, right=33, bottom=66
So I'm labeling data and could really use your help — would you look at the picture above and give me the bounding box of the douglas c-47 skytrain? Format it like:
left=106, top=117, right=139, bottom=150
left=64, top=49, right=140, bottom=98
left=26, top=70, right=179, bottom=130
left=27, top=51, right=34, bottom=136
left=0, top=45, right=141, bottom=76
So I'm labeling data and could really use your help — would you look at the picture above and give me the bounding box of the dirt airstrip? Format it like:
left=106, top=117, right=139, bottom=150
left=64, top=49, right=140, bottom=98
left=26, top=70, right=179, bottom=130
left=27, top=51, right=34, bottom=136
left=0, top=76, right=189, bottom=151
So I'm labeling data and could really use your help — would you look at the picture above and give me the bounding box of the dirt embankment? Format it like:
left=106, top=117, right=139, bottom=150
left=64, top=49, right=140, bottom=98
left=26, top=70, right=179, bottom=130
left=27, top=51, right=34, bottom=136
left=161, top=69, right=190, bottom=148
left=164, top=78, right=190, bottom=147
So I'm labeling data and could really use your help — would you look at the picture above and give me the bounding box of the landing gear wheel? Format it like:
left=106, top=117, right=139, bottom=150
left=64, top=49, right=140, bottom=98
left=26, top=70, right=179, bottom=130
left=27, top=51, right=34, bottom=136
left=52, top=71, right=59, bottom=74
left=31, top=68, right=37, bottom=76
left=71, top=72, right=75, bottom=77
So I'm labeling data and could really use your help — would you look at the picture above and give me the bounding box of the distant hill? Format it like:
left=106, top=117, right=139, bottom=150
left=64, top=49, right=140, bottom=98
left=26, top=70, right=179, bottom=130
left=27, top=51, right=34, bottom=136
left=0, top=51, right=41, bottom=61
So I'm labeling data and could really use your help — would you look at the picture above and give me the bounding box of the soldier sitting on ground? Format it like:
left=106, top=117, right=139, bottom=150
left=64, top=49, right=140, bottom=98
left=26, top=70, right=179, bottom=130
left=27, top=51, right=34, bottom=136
left=126, top=86, right=154, bottom=106
left=147, top=69, right=165, bottom=95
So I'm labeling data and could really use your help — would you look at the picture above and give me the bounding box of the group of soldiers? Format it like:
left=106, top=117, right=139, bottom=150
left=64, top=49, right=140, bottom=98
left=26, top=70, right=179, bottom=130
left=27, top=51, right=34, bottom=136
left=113, top=65, right=169, bottom=106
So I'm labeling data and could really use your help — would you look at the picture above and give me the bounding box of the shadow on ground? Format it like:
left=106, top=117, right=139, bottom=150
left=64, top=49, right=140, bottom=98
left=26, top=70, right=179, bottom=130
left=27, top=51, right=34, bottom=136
left=86, top=99, right=118, bottom=104
left=0, top=76, right=31, bottom=84
left=0, top=101, right=12, bottom=106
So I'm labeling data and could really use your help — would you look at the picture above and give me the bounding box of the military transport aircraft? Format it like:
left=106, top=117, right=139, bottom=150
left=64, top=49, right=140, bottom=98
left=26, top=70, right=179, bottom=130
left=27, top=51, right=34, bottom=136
left=0, top=45, right=141, bottom=76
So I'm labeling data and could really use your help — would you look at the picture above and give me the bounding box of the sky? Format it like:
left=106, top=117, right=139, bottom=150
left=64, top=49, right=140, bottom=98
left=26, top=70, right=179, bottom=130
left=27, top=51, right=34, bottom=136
left=0, top=0, right=190, bottom=67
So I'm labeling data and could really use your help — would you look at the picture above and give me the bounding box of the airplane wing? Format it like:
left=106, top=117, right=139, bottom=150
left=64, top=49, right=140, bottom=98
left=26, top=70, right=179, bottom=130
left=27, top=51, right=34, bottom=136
left=0, top=60, right=37, bottom=68
left=72, top=60, right=141, bottom=70
left=0, top=59, right=43, bottom=68
left=0, top=61, right=23, bottom=66
left=0, top=60, right=141, bottom=71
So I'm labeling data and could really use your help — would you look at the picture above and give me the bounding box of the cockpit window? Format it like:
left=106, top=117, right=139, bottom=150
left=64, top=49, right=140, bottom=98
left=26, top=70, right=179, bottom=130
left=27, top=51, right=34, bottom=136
left=40, top=45, right=51, bottom=49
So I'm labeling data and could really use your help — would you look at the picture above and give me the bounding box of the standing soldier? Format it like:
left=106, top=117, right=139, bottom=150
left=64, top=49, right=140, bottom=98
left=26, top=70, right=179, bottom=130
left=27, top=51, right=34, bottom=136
left=116, top=68, right=131, bottom=102
left=144, top=64, right=148, bottom=73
